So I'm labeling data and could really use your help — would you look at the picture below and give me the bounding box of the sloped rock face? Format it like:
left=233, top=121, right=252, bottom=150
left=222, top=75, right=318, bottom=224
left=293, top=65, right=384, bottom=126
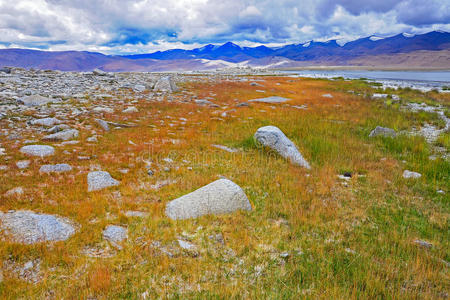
left=166, top=179, right=252, bottom=220
left=254, top=126, right=310, bottom=169
left=369, top=126, right=396, bottom=138
left=87, top=171, right=120, bottom=192
left=0, top=211, right=77, bottom=244
left=20, top=145, right=55, bottom=157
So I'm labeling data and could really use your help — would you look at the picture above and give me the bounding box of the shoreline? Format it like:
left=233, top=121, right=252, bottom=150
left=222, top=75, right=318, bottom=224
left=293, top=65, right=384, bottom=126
left=275, top=66, right=450, bottom=72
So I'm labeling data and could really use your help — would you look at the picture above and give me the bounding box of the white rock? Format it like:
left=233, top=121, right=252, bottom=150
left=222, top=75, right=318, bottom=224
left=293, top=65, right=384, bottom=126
left=4, top=187, right=24, bottom=197
left=42, top=129, right=79, bottom=141
left=369, top=126, right=396, bottom=138
left=403, top=170, right=422, bottom=179
left=87, top=171, right=120, bottom=192
left=16, top=160, right=30, bottom=169
left=0, top=210, right=77, bottom=244
left=20, top=145, right=55, bottom=157
left=166, top=179, right=252, bottom=220
left=248, top=96, right=290, bottom=103
left=103, top=225, right=127, bottom=248
left=95, top=119, right=110, bottom=131
left=39, top=164, right=72, bottom=173
left=19, top=95, right=53, bottom=106
left=31, top=117, right=60, bottom=127
left=254, top=126, right=310, bottom=169
left=122, top=106, right=138, bottom=113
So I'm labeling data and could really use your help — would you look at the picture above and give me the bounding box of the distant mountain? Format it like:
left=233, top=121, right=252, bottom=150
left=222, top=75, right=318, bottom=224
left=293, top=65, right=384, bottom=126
left=123, top=42, right=276, bottom=62
left=0, top=31, right=449, bottom=71
left=122, top=31, right=450, bottom=63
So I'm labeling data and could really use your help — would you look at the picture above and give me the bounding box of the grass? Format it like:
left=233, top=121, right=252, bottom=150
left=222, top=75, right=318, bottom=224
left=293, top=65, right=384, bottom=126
left=0, top=75, right=449, bottom=299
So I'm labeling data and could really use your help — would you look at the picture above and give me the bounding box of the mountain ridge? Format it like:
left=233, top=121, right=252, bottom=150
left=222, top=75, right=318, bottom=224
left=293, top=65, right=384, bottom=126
left=0, top=31, right=449, bottom=71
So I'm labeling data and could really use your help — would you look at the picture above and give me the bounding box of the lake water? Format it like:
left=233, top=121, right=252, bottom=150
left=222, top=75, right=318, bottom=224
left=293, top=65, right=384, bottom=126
left=282, top=70, right=450, bottom=92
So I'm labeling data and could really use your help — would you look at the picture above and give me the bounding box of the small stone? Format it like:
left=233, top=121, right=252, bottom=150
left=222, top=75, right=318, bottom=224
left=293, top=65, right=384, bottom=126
left=16, top=160, right=30, bottom=169
left=95, top=119, right=110, bottom=131
left=124, top=211, right=149, bottom=218
left=103, top=225, right=127, bottom=248
left=39, top=164, right=72, bottom=173
left=87, top=171, right=120, bottom=192
left=414, top=239, right=432, bottom=248
left=322, top=93, right=333, bottom=98
left=369, top=126, right=396, bottom=138
left=403, top=170, right=422, bottom=179
left=4, top=187, right=24, bottom=197
left=122, top=106, right=138, bottom=113
left=249, top=96, right=290, bottom=104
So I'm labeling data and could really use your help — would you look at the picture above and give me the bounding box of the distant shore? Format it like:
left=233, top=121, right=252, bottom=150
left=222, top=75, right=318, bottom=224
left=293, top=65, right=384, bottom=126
left=276, top=66, right=450, bottom=71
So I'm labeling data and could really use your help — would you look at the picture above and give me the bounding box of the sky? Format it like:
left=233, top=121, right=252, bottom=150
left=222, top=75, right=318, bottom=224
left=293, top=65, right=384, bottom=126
left=0, top=0, right=449, bottom=55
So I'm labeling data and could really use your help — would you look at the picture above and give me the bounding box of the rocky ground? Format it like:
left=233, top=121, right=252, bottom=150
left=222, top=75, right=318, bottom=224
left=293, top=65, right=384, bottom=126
left=0, top=68, right=448, bottom=298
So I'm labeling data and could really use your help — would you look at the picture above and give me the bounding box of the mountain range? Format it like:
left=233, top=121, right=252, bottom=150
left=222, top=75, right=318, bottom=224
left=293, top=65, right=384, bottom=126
left=0, top=31, right=449, bottom=72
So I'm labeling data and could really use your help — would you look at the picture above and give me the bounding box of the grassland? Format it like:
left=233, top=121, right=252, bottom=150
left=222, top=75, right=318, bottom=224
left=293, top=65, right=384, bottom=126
left=0, top=75, right=449, bottom=299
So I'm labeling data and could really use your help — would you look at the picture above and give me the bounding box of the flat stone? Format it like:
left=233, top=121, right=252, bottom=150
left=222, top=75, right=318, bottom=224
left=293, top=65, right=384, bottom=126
left=248, top=96, right=290, bottom=103
left=254, top=126, right=310, bottom=169
left=87, top=171, right=120, bottom=192
left=19, top=95, right=53, bottom=106
left=42, top=129, right=79, bottom=141
left=0, top=210, right=77, bottom=244
left=20, top=145, right=55, bottom=157
left=403, top=170, right=422, bottom=179
left=16, top=160, right=30, bottom=169
left=322, top=93, right=333, bottom=98
left=31, top=117, right=60, bottom=127
left=122, top=106, right=138, bottom=113
left=47, top=124, right=70, bottom=133
left=92, top=106, right=114, bottom=114
left=124, top=211, right=149, bottom=218
left=39, top=163, right=72, bottom=173
left=4, top=187, right=24, bottom=197
left=166, top=179, right=252, bottom=220
left=103, top=225, right=127, bottom=247
left=369, top=126, right=396, bottom=138
left=95, top=119, right=110, bottom=131
left=212, top=144, right=239, bottom=153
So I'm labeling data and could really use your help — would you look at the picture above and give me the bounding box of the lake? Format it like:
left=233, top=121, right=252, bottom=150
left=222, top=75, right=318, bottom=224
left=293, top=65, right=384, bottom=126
left=281, top=70, right=450, bottom=91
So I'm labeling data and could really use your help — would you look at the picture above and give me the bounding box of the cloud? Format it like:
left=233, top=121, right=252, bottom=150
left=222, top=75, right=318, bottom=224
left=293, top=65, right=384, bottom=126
left=0, top=0, right=448, bottom=54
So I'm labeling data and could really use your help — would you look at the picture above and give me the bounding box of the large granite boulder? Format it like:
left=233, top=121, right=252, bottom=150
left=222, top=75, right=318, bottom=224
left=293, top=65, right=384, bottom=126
left=0, top=211, right=77, bottom=244
left=254, top=126, right=310, bottom=169
left=166, top=179, right=252, bottom=220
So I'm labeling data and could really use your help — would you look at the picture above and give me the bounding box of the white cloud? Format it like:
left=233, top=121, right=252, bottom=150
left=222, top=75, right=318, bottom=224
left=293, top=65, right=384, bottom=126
left=0, top=0, right=448, bottom=54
